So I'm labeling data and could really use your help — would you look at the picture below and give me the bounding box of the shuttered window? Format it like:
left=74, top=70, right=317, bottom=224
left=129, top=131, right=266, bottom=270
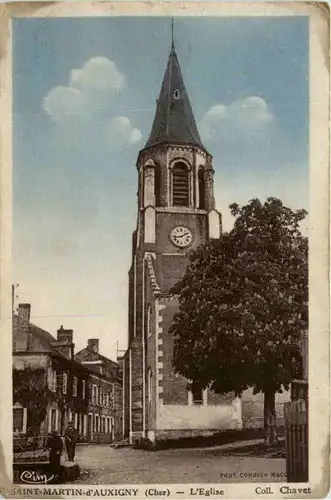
left=72, top=376, right=77, bottom=397
left=198, top=169, right=205, bottom=209
left=172, top=163, right=189, bottom=207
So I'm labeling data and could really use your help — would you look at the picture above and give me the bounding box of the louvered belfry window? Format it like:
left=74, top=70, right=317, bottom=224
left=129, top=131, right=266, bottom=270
left=172, top=162, right=189, bottom=207
left=198, top=169, right=205, bottom=209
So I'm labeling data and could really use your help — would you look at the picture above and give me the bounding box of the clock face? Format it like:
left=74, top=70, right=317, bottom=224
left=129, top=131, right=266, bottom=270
left=170, top=226, right=193, bottom=248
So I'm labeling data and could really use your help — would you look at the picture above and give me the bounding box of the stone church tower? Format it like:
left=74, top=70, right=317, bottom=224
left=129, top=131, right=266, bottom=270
left=122, top=40, right=243, bottom=444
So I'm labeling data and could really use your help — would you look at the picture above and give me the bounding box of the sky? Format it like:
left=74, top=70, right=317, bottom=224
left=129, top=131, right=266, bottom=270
left=13, top=16, right=309, bottom=361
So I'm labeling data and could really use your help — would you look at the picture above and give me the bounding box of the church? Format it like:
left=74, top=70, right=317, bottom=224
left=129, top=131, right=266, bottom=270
left=122, top=37, right=288, bottom=444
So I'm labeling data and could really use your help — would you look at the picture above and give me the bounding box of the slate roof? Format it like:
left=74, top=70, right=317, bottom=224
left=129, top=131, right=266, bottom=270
left=14, top=316, right=78, bottom=363
left=74, top=348, right=119, bottom=379
left=145, top=42, right=206, bottom=151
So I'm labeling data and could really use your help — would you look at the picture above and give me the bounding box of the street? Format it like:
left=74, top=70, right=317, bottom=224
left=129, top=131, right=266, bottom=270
left=74, top=444, right=286, bottom=484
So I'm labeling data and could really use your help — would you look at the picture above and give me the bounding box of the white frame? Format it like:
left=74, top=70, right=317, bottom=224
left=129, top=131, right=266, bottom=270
left=74, top=412, right=78, bottom=430
left=92, top=384, right=97, bottom=405
left=62, top=372, right=68, bottom=394
left=48, top=407, right=58, bottom=432
left=13, top=403, right=27, bottom=434
left=170, top=158, right=192, bottom=208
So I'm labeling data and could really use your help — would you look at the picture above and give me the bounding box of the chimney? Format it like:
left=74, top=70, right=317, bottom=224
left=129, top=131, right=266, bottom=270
left=14, top=304, right=31, bottom=352
left=53, top=326, right=75, bottom=359
left=87, top=338, right=99, bottom=354
left=57, top=325, right=73, bottom=343
left=18, top=303, right=31, bottom=324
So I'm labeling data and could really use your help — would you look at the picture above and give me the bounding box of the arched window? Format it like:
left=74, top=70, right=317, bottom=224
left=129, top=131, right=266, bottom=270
left=198, top=169, right=205, bottom=209
left=173, top=89, right=181, bottom=100
left=172, top=162, right=189, bottom=207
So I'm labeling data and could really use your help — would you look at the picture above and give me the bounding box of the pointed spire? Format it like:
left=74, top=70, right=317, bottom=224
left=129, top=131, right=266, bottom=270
left=171, top=17, right=175, bottom=51
left=144, top=27, right=206, bottom=152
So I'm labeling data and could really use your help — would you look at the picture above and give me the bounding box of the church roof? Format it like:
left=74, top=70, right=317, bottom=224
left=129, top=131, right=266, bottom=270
left=144, top=42, right=206, bottom=152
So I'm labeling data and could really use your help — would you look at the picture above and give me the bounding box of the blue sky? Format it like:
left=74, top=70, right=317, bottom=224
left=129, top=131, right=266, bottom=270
left=13, top=16, right=309, bottom=360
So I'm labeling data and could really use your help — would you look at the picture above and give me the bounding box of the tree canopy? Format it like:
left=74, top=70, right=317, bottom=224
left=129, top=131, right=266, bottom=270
left=171, top=198, right=308, bottom=403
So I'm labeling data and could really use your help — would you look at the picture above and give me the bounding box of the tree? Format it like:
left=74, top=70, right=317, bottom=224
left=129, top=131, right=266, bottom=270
left=170, top=198, right=308, bottom=444
left=13, top=366, right=55, bottom=436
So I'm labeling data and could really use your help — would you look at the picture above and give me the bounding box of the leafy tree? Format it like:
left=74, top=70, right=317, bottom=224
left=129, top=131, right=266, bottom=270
left=13, top=366, right=55, bottom=436
left=171, top=198, right=308, bottom=444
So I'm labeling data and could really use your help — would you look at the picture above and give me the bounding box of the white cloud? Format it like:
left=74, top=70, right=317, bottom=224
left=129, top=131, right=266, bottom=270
left=44, top=57, right=126, bottom=123
left=43, top=57, right=141, bottom=148
left=200, top=96, right=274, bottom=141
left=198, top=96, right=302, bottom=170
left=69, top=57, right=125, bottom=93
left=43, top=86, right=86, bottom=123
left=107, top=116, right=142, bottom=145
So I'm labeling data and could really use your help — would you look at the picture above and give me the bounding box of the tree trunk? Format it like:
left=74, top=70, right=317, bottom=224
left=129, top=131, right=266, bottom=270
left=264, top=389, right=278, bottom=446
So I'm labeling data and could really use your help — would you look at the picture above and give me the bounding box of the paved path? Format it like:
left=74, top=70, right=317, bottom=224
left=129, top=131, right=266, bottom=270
left=74, top=444, right=286, bottom=484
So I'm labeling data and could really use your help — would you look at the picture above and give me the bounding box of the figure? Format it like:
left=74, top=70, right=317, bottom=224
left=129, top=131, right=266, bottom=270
left=64, top=420, right=78, bottom=462
left=46, top=429, right=63, bottom=482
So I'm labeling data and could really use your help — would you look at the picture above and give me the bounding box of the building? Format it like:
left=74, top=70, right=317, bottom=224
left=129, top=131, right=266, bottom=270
left=75, top=339, right=123, bottom=443
left=13, top=304, right=89, bottom=438
left=123, top=39, right=237, bottom=444
left=122, top=39, right=290, bottom=444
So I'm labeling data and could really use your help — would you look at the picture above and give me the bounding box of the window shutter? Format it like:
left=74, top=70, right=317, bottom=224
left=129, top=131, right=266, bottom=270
left=73, top=376, right=77, bottom=397
left=52, top=370, right=57, bottom=392
left=198, top=169, right=205, bottom=209
left=172, top=163, right=189, bottom=207
left=63, top=373, right=68, bottom=394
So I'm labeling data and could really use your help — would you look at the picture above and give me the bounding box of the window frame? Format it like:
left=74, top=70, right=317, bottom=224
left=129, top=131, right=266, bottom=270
left=63, top=372, right=68, bottom=395
left=13, top=404, right=27, bottom=434
left=198, top=168, right=206, bottom=209
left=171, top=161, right=191, bottom=208
left=72, top=376, right=78, bottom=397
left=173, top=88, right=181, bottom=100
left=50, top=368, right=57, bottom=393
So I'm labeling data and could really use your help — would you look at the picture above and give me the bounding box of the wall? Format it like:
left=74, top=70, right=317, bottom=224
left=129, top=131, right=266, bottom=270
left=155, top=211, right=208, bottom=256
left=158, top=296, right=189, bottom=406
left=155, top=294, right=241, bottom=434
left=123, top=350, right=130, bottom=438
left=158, top=401, right=239, bottom=431
left=241, top=388, right=290, bottom=428
left=13, top=354, right=50, bottom=370
left=145, top=276, right=157, bottom=432
left=130, top=337, right=143, bottom=434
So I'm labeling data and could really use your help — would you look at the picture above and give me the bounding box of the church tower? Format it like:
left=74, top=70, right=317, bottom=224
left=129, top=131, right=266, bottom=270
left=122, top=36, right=242, bottom=444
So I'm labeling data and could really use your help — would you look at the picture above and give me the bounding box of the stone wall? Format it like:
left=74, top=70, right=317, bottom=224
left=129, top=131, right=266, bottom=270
left=146, top=278, right=157, bottom=432
left=157, top=296, right=189, bottom=406
left=158, top=402, right=239, bottom=431
left=130, top=337, right=143, bottom=434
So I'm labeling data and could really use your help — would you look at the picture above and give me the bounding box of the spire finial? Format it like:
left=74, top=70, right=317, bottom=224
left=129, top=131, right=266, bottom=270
left=171, top=17, right=175, bottom=50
